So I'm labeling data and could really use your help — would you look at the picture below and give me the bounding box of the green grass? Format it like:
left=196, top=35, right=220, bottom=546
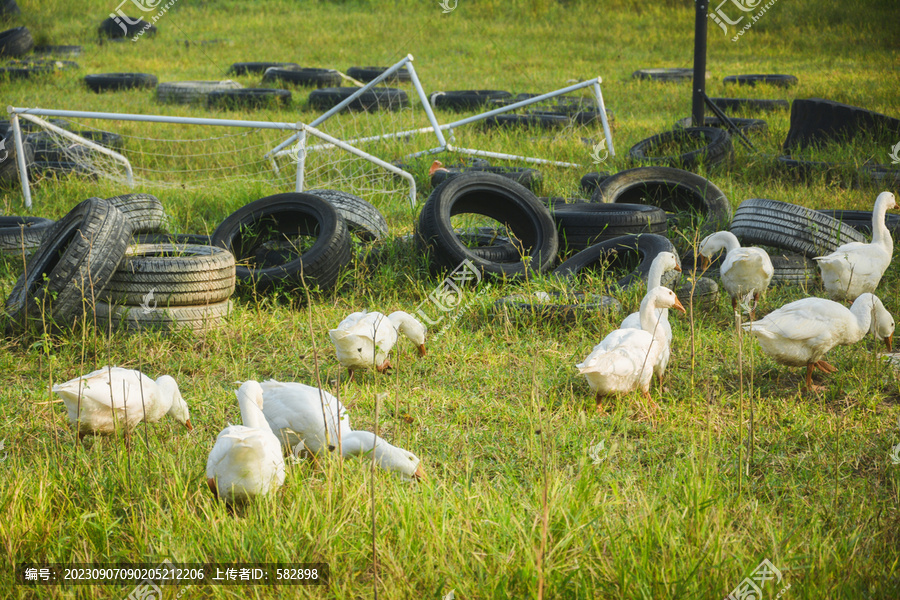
left=2, top=0, right=900, bottom=598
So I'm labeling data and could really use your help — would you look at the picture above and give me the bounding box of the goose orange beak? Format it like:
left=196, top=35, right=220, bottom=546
left=700, top=255, right=710, bottom=271
left=674, top=264, right=682, bottom=272
left=886, top=333, right=893, bottom=353
left=184, top=419, right=194, bottom=431
left=414, top=462, right=426, bottom=480
left=673, top=297, right=686, bottom=314
left=418, top=343, right=427, bottom=357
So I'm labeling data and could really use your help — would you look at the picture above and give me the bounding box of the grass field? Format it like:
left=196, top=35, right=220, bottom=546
left=2, top=0, right=900, bottom=598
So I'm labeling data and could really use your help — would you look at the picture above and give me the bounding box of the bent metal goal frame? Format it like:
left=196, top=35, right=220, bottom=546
left=267, top=53, right=616, bottom=177
left=5, top=107, right=418, bottom=210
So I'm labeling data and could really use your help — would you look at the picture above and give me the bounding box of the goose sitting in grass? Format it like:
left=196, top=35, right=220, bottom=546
left=620, top=251, right=681, bottom=347
left=206, top=380, right=285, bottom=504
left=698, top=230, right=773, bottom=318
left=329, top=310, right=427, bottom=378
left=814, top=191, right=897, bottom=302
left=743, top=293, right=895, bottom=391
left=258, top=379, right=425, bottom=480
left=577, top=286, right=685, bottom=408
left=52, top=366, right=192, bottom=440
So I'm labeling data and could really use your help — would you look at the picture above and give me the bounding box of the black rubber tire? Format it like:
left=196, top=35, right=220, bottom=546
left=628, top=127, right=733, bottom=170
left=0, top=118, right=70, bottom=137
left=494, top=291, right=621, bottom=322
left=590, top=166, right=732, bottom=236
left=580, top=172, right=611, bottom=195
left=305, top=189, right=388, bottom=242
left=0, top=137, right=33, bottom=184
left=551, top=203, right=668, bottom=251
left=34, top=45, right=82, bottom=56
left=429, top=90, right=512, bottom=111
left=483, top=113, right=570, bottom=130
left=711, top=97, right=790, bottom=112
left=768, top=252, right=817, bottom=286
left=552, top=233, right=677, bottom=290
left=262, top=67, right=341, bottom=88
left=94, top=300, right=232, bottom=333
left=75, top=130, right=124, bottom=149
left=211, top=193, right=352, bottom=292
left=431, top=166, right=543, bottom=193
left=0, top=65, right=55, bottom=80
left=675, top=277, right=718, bottom=312
left=134, top=233, right=212, bottom=246
left=98, top=16, right=156, bottom=39
left=416, top=172, right=558, bottom=280
left=100, top=243, right=236, bottom=306
left=674, top=116, right=768, bottom=135
left=783, top=98, right=900, bottom=153
left=729, top=198, right=866, bottom=258
left=723, top=74, right=798, bottom=88
left=0, top=216, right=54, bottom=255
left=631, top=68, right=698, bottom=82
left=0, top=26, right=33, bottom=57
left=156, top=81, right=243, bottom=105
left=860, top=165, right=900, bottom=189
left=308, top=87, right=409, bottom=112
left=228, top=62, right=299, bottom=75
left=346, top=66, right=412, bottom=83
left=4, top=198, right=131, bottom=331
left=815, top=209, right=900, bottom=237
left=105, top=193, right=168, bottom=234
left=0, top=0, right=20, bottom=18
left=455, top=227, right=522, bottom=263
left=207, top=88, right=292, bottom=110
left=85, top=73, right=158, bottom=92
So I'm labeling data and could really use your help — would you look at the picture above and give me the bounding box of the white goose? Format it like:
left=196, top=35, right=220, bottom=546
left=206, top=380, right=285, bottom=504
left=328, top=310, right=427, bottom=378
left=814, top=191, right=897, bottom=302
left=743, top=293, right=895, bottom=391
left=620, top=251, right=681, bottom=347
left=52, top=366, right=192, bottom=439
left=258, top=379, right=425, bottom=480
left=698, top=230, right=774, bottom=317
left=577, top=287, right=686, bottom=407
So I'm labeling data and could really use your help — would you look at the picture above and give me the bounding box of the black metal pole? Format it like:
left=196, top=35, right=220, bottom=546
left=692, top=0, right=709, bottom=126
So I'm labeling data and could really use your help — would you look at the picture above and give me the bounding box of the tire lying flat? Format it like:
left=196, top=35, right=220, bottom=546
left=628, top=127, right=733, bottom=170
left=95, top=300, right=232, bottom=333
left=551, top=203, right=668, bottom=251
left=0, top=216, right=55, bottom=255
left=553, top=233, right=679, bottom=290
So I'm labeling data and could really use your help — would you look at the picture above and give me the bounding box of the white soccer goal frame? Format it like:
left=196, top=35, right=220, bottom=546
left=5, top=106, right=417, bottom=209
left=268, top=54, right=615, bottom=172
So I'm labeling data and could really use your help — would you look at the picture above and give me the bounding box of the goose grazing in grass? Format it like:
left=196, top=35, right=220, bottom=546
left=577, top=286, right=686, bottom=408
left=743, top=293, right=895, bottom=391
left=620, top=251, right=681, bottom=347
left=258, top=379, right=426, bottom=480
left=328, top=310, right=427, bottom=378
left=206, top=380, right=285, bottom=504
left=52, top=366, right=192, bottom=440
left=814, top=191, right=897, bottom=302
left=698, top=230, right=773, bottom=318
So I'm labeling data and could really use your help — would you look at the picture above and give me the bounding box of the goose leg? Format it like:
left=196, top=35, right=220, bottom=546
left=207, top=477, right=219, bottom=499
left=731, top=296, right=738, bottom=314
left=814, top=360, right=837, bottom=373
left=595, top=392, right=604, bottom=412
left=804, top=364, right=827, bottom=392
left=347, top=367, right=355, bottom=382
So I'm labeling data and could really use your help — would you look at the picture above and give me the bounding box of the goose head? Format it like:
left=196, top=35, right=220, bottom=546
left=698, top=231, right=740, bottom=270
left=870, top=296, right=895, bottom=352
left=157, top=375, right=192, bottom=431
left=388, top=311, right=427, bottom=356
